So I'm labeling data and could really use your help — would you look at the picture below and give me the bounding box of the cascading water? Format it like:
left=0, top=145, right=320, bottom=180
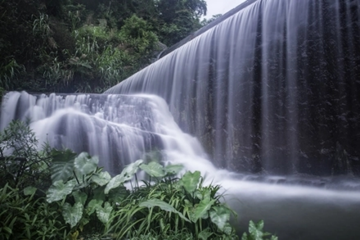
left=106, top=0, right=360, bottom=177
left=1, top=0, right=360, bottom=239
left=0, top=91, right=218, bottom=176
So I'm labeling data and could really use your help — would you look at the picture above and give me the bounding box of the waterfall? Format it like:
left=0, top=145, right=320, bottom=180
left=105, top=0, right=360, bottom=177
left=1, top=0, right=360, bottom=239
left=0, top=91, right=219, bottom=176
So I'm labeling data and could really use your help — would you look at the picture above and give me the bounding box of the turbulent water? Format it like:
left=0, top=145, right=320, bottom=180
left=106, top=0, right=360, bottom=177
left=0, top=91, right=216, bottom=176
left=1, top=0, right=360, bottom=239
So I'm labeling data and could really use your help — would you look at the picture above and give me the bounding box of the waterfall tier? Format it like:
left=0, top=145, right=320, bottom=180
left=106, top=0, right=360, bottom=176
left=0, top=91, right=213, bottom=175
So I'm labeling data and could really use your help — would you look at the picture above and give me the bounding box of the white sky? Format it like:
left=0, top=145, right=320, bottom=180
left=204, top=0, right=247, bottom=19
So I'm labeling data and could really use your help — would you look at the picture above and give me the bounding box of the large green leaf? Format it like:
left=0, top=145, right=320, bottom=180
left=74, top=152, right=99, bottom=176
left=139, top=199, right=190, bottom=222
left=62, top=202, right=83, bottom=228
left=93, top=186, right=106, bottom=201
left=104, top=159, right=143, bottom=194
left=46, top=180, right=76, bottom=203
left=249, top=220, right=264, bottom=239
left=195, top=188, right=211, bottom=201
left=140, top=161, right=165, bottom=177
left=223, top=222, right=234, bottom=236
left=199, top=229, right=213, bottom=240
left=121, top=159, right=143, bottom=180
left=72, top=191, right=87, bottom=205
left=209, top=205, right=230, bottom=231
left=104, top=173, right=127, bottom=195
left=191, top=199, right=215, bottom=222
left=164, top=164, right=183, bottom=176
left=50, top=149, right=77, bottom=182
left=180, top=171, right=201, bottom=194
left=96, top=202, right=113, bottom=224
left=91, top=171, right=111, bottom=186
left=86, top=199, right=103, bottom=215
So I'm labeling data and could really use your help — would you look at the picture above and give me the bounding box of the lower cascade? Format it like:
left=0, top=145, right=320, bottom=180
left=0, top=91, right=216, bottom=176
left=1, top=0, right=360, bottom=239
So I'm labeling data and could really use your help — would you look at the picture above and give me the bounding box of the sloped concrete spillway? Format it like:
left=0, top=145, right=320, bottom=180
left=1, top=0, right=360, bottom=239
left=106, top=0, right=360, bottom=177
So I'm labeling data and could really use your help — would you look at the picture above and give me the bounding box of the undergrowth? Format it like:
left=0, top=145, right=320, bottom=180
left=0, top=120, right=277, bottom=240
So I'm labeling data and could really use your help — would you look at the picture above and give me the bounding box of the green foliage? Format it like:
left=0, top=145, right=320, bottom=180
left=0, top=124, right=277, bottom=239
left=0, top=59, right=25, bottom=90
left=0, top=120, right=51, bottom=190
left=0, top=0, right=208, bottom=93
left=44, top=150, right=239, bottom=239
left=45, top=151, right=140, bottom=238
left=108, top=163, right=238, bottom=240
left=0, top=184, right=67, bottom=240
left=119, top=15, right=159, bottom=55
left=242, top=221, right=278, bottom=240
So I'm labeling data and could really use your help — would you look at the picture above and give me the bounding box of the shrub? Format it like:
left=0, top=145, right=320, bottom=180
left=0, top=122, right=277, bottom=240
left=0, top=120, right=51, bottom=190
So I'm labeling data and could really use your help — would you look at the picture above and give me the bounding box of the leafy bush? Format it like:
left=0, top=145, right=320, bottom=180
left=0, top=122, right=277, bottom=240
left=106, top=161, right=238, bottom=239
left=0, top=120, right=51, bottom=190
left=44, top=150, right=239, bottom=239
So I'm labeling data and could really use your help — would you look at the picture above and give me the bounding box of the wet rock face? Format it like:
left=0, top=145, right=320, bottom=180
left=105, top=0, right=360, bottom=177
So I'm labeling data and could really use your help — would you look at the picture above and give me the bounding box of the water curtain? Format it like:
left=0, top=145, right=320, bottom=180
left=106, top=0, right=360, bottom=177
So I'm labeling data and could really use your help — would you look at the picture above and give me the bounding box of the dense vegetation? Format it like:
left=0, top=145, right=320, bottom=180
left=0, top=0, right=208, bottom=93
left=0, top=120, right=277, bottom=240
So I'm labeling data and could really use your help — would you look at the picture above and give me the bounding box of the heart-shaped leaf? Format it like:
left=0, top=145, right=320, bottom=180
left=199, top=228, right=213, bottom=240
left=50, top=149, right=77, bottom=182
left=140, top=162, right=165, bottom=177
left=74, top=152, right=99, bottom=176
left=164, top=164, right=183, bottom=176
left=46, top=180, right=76, bottom=203
left=209, top=205, right=231, bottom=231
left=72, top=191, right=87, bottom=205
left=91, top=171, right=111, bottom=186
left=180, top=171, right=201, bottom=194
left=62, top=202, right=83, bottom=228
left=104, top=159, right=143, bottom=194
left=86, top=199, right=104, bottom=215
left=96, top=202, right=113, bottom=224
left=191, top=199, right=215, bottom=222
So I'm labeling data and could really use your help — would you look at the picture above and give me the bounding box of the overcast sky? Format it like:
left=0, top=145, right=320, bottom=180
left=204, top=0, right=247, bottom=19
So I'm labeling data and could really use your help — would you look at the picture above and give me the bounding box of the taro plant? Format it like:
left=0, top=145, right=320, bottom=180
left=241, top=220, right=278, bottom=240
left=47, top=150, right=115, bottom=238
left=108, top=161, right=238, bottom=240
left=45, top=150, right=146, bottom=239
left=46, top=150, right=240, bottom=240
